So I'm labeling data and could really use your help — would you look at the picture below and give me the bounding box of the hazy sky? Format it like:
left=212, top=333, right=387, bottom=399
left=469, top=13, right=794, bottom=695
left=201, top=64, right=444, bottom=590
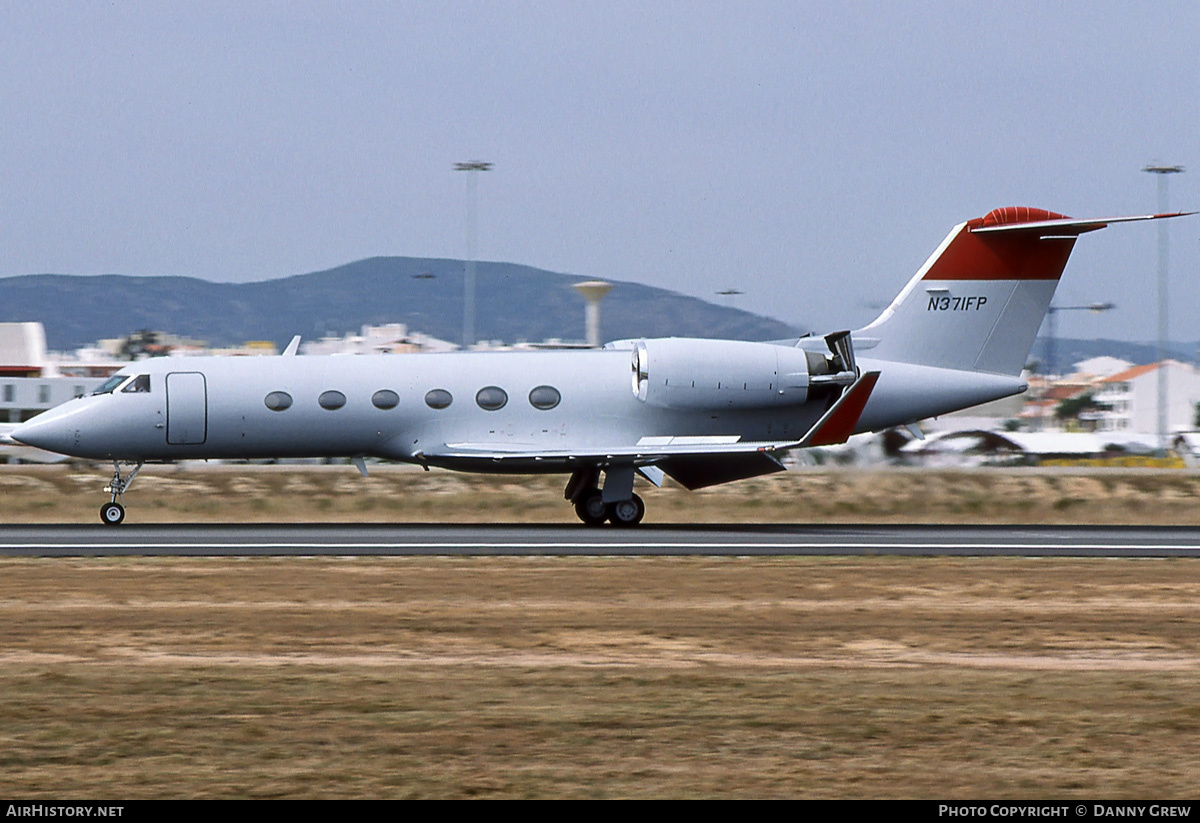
left=1, top=1, right=1196, bottom=342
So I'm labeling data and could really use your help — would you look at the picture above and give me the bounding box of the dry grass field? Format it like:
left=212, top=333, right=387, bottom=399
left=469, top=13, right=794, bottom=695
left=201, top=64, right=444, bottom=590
left=2, top=465, right=1200, bottom=797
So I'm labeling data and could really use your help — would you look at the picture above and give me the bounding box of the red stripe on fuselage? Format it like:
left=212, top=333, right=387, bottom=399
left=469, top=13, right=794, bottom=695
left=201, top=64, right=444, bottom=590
left=922, top=225, right=1077, bottom=281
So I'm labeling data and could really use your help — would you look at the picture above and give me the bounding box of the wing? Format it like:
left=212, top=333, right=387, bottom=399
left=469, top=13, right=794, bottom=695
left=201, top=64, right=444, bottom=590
left=425, top=371, right=881, bottom=490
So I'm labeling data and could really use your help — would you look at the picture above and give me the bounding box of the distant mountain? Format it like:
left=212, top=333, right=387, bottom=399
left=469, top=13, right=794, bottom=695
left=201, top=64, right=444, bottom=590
left=5, top=259, right=1189, bottom=368
left=0, top=257, right=802, bottom=352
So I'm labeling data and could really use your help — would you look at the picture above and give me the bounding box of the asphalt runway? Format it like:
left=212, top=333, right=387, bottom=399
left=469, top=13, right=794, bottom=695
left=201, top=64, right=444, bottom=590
left=4, top=523, right=1200, bottom=557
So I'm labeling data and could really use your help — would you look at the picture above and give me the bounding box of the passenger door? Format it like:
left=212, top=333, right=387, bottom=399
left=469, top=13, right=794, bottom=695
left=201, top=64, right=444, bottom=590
left=166, top=372, right=207, bottom=445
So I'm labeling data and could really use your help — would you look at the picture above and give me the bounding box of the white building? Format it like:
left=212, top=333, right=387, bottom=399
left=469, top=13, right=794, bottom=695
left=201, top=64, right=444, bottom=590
left=1, top=323, right=108, bottom=424
left=1, top=323, right=109, bottom=460
left=1072, top=356, right=1135, bottom=379
left=0, top=322, right=49, bottom=378
left=299, top=323, right=458, bottom=356
left=1092, top=360, right=1200, bottom=436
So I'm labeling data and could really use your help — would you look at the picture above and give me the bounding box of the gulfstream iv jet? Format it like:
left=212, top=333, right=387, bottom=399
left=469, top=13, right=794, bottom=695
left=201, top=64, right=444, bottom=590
left=11, top=206, right=1190, bottom=525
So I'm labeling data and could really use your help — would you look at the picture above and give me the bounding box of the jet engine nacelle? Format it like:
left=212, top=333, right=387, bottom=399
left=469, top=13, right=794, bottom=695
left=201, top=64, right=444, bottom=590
left=630, top=337, right=840, bottom=410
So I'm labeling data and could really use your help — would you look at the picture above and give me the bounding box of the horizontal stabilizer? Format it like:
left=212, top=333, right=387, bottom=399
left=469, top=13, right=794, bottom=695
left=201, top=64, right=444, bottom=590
left=970, top=211, right=1193, bottom=236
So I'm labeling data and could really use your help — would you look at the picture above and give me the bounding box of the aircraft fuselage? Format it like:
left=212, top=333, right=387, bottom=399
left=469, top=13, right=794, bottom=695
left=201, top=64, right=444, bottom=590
left=13, top=343, right=1025, bottom=471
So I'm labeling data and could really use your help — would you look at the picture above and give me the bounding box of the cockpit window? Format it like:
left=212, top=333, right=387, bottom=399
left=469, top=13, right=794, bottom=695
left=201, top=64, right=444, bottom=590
left=121, top=375, right=151, bottom=393
left=92, top=374, right=131, bottom=395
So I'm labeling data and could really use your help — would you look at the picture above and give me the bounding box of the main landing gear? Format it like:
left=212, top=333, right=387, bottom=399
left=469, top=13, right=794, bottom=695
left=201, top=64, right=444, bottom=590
left=571, top=490, right=646, bottom=526
left=100, top=462, right=143, bottom=526
left=573, top=491, right=608, bottom=526
left=565, top=469, right=647, bottom=527
left=572, top=490, right=646, bottom=527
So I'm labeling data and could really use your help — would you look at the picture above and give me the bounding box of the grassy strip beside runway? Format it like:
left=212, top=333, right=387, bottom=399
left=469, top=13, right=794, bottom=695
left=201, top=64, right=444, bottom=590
left=5, top=463, right=1200, bottom=524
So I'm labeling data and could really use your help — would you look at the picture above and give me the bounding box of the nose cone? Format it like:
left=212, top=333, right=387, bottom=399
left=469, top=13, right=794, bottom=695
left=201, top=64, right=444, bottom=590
left=10, top=409, right=80, bottom=456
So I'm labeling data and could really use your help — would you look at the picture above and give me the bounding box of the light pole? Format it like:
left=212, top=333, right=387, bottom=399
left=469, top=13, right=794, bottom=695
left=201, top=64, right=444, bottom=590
left=1044, top=302, right=1115, bottom=378
left=455, top=160, right=492, bottom=349
left=1143, top=163, right=1183, bottom=453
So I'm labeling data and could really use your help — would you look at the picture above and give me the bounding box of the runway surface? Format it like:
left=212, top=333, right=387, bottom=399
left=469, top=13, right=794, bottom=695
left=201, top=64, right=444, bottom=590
left=5, top=524, right=1200, bottom=557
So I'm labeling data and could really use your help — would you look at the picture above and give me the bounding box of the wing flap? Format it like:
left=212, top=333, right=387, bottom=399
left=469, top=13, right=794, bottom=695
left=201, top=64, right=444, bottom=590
left=435, top=438, right=797, bottom=462
left=658, top=451, right=786, bottom=491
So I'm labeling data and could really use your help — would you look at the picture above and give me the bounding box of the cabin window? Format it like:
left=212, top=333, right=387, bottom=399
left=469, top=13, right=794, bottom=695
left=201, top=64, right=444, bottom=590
left=318, top=390, right=347, bottom=410
left=425, top=389, right=453, bottom=409
left=528, top=385, right=561, bottom=410
left=93, top=374, right=131, bottom=395
left=475, top=386, right=508, bottom=411
left=372, top=390, right=400, bottom=410
left=264, top=391, right=293, bottom=411
left=121, top=374, right=151, bottom=393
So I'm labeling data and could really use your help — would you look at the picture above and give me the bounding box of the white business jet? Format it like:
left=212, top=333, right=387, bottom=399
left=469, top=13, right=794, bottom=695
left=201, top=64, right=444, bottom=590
left=12, top=206, right=1190, bottom=525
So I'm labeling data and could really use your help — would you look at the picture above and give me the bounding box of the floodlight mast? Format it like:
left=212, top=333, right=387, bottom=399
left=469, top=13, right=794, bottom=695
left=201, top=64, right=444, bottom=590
left=1143, top=163, right=1184, bottom=454
left=455, top=161, right=493, bottom=348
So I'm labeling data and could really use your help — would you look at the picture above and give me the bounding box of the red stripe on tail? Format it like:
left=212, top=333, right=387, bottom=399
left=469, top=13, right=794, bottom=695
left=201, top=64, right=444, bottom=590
left=922, top=225, right=1076, bottom=281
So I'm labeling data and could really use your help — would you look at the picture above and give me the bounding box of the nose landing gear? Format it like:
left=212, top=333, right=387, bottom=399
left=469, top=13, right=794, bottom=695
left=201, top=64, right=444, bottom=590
left=100, top=462, right=143, bottom=526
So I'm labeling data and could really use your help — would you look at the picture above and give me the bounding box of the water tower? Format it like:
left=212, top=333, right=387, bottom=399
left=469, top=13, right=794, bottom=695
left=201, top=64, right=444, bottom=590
left=573, top=280, right=613, bottom=348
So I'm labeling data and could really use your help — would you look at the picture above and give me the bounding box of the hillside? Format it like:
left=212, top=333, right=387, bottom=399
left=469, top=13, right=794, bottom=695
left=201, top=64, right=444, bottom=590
left=0, top=257, right=801, bottom=351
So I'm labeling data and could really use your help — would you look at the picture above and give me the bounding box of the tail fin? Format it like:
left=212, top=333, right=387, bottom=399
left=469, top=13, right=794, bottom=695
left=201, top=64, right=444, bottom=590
left=858, top=207, right=1187, bottom=375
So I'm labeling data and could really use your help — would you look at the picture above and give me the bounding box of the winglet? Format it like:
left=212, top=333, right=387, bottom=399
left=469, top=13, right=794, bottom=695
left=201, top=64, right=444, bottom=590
left=282, top=335, right=301, bottom=356
left=800, top=371, right=881, bottom=447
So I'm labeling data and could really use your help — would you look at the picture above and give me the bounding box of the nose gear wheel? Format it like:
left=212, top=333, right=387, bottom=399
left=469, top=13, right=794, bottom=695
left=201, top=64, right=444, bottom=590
left=100, top=502, right=125, bottom=525
left=100, top=462, right=143, bottom=526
